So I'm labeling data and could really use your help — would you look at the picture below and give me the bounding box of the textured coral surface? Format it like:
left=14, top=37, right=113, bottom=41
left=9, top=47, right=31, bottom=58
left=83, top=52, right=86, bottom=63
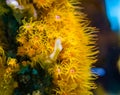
left=0, top=0, right=98, bottom=95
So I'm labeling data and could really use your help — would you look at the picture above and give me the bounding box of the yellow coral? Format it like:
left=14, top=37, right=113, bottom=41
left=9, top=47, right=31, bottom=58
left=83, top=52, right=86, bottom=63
left=7, top=57, right=19, bottom=72
left=63, top=62, right=82, bottom=82
left=0, top=50, right=17, bottom=95
left=33, top=0, right=55, bottom=8
left=17, top=19, right=50, bottom=62
left=7, top=58, right=17, bottom=66
left=48, top=64, right=64, bottom=81
left=17, top=0, right=98, bottom=94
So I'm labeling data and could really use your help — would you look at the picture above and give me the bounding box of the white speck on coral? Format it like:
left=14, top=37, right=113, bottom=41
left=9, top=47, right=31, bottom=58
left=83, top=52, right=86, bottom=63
left=50, top=38, right=62, bottom=60
left=55, top=38, right=63, bottom=51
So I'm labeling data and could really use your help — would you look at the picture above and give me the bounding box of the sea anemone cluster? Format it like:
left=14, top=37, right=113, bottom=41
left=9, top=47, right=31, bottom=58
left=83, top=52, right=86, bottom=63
left=0, top=0, right=98, bottom=95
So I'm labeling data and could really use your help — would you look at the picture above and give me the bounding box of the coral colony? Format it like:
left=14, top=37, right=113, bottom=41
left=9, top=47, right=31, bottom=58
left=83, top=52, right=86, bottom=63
left=0, top=0, right=98, bottom=95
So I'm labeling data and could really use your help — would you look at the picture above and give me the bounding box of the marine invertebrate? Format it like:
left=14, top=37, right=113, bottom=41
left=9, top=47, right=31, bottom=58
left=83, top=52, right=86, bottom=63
left=33, top=0, right=55, bottom=8
left=63, top=62, right=82, bottom=82
left=0, top=0, right=98, bottom=94
left=16, top=0, right=98, bottom=94
left=16, top=18, right=49, bottom=63
left=0, top=48, right=19, bottom=95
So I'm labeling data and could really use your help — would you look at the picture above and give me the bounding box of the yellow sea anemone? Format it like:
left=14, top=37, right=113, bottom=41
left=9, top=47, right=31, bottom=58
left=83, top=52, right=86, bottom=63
left=17, top=19, right=51, bottom=62
left=17, top=0, right=98, bottom=94
left=63, top=61, right=82, bottom=83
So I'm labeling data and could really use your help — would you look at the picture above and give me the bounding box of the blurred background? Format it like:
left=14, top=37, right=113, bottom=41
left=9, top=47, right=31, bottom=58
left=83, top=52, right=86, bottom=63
left=80, top=0, right=120, bottom=95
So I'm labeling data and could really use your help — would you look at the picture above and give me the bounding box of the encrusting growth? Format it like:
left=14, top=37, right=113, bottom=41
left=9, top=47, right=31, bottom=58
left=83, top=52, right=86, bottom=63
left=0, top=0, right=98, bottom=95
